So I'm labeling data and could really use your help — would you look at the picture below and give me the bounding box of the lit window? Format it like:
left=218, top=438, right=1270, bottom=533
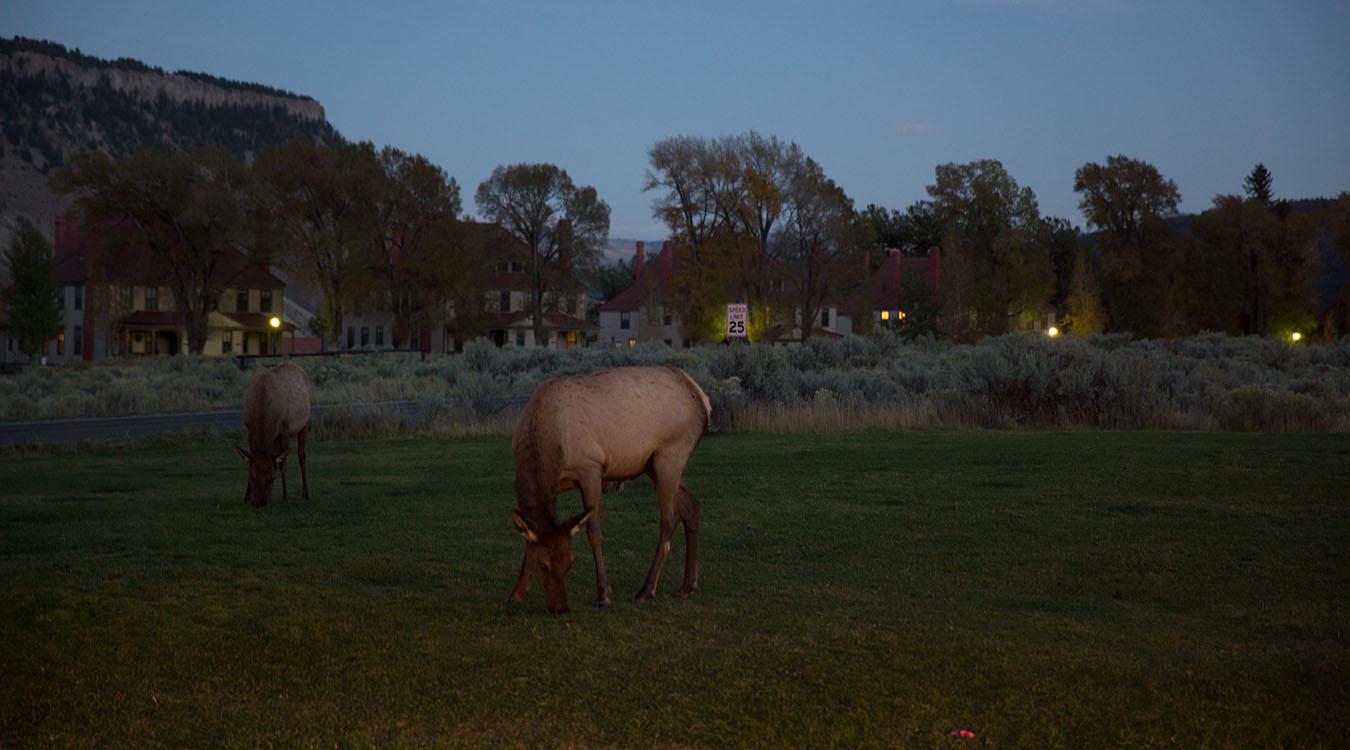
left=57, top=331, right=65, bottom=355
left=627, top=338, right=636, bottom=347
left=880, top=310, right=889, bottom=321
left=566, top=331, right=577, bottom=347
left=897, top=310, right=907, bottom=321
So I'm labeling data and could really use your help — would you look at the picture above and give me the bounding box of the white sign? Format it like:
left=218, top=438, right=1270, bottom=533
left=726, top=303, right=748, bottom=338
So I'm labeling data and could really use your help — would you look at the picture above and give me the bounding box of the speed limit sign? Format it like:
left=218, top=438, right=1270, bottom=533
left=726, top=303, right=748, bottom=338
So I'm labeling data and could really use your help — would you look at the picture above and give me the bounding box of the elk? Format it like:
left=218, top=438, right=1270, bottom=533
left=508, top=365, right=711, bottom=614
left=236, top=363, right=312, bottom=507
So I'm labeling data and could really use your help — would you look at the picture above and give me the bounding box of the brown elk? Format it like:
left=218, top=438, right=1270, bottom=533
left=236, top=363, right=312, bottom=507
left=508, top=365, right=711, bottom=614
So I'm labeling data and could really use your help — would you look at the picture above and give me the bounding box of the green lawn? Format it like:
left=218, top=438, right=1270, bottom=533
left=2, top=431, right=1348, bottom=748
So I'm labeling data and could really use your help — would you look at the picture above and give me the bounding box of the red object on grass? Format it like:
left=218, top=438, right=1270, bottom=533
left=950, top=729, right=976, bottom=738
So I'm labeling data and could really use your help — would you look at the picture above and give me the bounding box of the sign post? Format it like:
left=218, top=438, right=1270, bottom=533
left=726, top=303, right=748, bottom=340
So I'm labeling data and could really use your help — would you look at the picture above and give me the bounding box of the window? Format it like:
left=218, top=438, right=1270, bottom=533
left=121, top=287, right=133, bottom=309
left=236, top=289, right=249, bottom=312
left=56, top=286, right=66, bottom=307
left=74, top=325, right=82, bottom=356
left=375, top=326, right=384, bottom=347
left=222, top=330, right=233, bottom=354
left=627, top=338, right=637, bottom=348
left=620, top=311, right=631, bottom=329
left=346, top=327, right=355, bottom=349
left=663, top=310, right=673, bottom=326
left=499, top=291, right=511, bottom=312
left=360, top=327, right=370, bottom=347
left=145, top=287, right=158, bottom=311
left=74, top=285, right=83, bottom=311
left=57, top=331, right=65, bottom=355
left=260, top=289, right=273, bottom=313
left=821, top=308, right=830, bottom=327
left=515, top=330, right=525, bottom=347
left=566, top=331, right=577, bottom=348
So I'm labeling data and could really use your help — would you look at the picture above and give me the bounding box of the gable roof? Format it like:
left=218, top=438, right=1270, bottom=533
left=862, top=247, right=941, bottom=311
left=599, top=241, right=679, bottom=313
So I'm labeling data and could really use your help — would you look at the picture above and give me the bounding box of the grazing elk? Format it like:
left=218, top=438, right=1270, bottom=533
left=508, top=366, right=711, bottom=614
left=236, top=363, right=312, bottom=507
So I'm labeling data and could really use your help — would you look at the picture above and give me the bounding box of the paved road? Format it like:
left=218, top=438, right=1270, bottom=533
left=0, top=396, right=530, bottom=447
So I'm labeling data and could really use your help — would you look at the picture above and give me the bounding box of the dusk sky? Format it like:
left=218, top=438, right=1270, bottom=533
left=4, top=1, right=1348, bottom=243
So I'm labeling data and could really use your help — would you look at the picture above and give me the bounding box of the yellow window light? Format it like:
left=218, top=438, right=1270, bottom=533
left=880, top=310, right=889, bottom=321
left=897, top=311, right=907, bottom=321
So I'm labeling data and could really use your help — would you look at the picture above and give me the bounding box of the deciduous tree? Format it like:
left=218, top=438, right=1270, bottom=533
left=475, top=163, right=609, bottom=347
left=52, top=146, right=253, bottom=354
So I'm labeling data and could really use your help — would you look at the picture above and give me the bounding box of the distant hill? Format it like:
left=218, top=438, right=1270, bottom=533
left=0, top=36, right=345, bottom=253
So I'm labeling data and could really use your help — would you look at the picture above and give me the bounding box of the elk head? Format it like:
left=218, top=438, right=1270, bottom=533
left=512, top=508, right=594, bottom=614
left=237, top=446, right=287, bottom=507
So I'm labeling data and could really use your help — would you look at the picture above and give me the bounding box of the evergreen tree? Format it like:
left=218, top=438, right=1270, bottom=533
left=1244, top=164, right=1274, bottom=206
left=1, top=218, right=64, bottom=359
left=1062, top=249, right=1106, bottom=335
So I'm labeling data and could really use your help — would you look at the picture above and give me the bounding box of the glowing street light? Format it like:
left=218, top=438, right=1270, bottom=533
left=1046, top=326, right=1060, bottom=337
left=1290, top=331, right=1302, bottom=342
left=269, top=316, right=281, bottom=329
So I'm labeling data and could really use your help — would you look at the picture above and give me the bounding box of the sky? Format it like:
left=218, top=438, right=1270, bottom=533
left=4, top=0, right=1349, bottom=244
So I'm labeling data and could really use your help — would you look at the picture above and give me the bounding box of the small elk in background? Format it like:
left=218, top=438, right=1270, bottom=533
left=237, top=363, right=312, bottom=507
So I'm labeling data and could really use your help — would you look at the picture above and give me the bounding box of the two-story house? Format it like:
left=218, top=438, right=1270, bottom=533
left=40, top=214, right=295, bottom=362
left=598, top=241, right=689, bottom=348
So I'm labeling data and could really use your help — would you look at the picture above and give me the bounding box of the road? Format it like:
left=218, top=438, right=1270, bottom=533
left=0, top=397, right=530, bottom=447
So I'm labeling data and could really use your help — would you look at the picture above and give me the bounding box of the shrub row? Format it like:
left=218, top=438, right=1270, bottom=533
left=3, top=333, right=1348, bottom=431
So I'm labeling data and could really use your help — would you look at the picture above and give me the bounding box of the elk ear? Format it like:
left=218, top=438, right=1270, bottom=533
left=235, top=446, right=251, bottom=462
left=512, top=511, right=540, bottom=543
left=565, top=508, right=595, bottom=536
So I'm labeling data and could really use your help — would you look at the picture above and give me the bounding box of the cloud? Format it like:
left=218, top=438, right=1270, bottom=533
left=897, top=122, right=936, bottom=135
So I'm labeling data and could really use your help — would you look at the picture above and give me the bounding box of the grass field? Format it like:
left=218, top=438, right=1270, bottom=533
left=2, top=431, right=1348, bottom=748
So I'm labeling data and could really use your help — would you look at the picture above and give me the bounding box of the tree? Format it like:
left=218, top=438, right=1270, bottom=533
left=52, top=146, right=253, bottom=354
left=1191, top=195, right=1319, bottom=337
left=475, top=163, right=609, bottom=347
left=1, top=217, right=63, bottom=359
left=860, top=200, right=942, bottom=254
left=254, top=138, right=383, bottom=348
left=369, top=146, right=472, bottom=347
left=1244, top=163, right=1274, bottom=206
left=1073, top=155, right=1182, bottom=336
left=926, top=159, right=1053, bottom=336
left=771, top=155, right=867, bottom=342
left=1327, top=192, right=1350, bottom=268
left=1061, top=249, right=1106, bottom=335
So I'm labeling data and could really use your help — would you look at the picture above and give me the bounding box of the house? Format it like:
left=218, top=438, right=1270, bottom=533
left=861, top=246, right=942, bottom=327
left=339, top=220, right=597, bottom=353
left=598, top=241, right=689, bottom=348
left=37, top=213, right=298, bottom=362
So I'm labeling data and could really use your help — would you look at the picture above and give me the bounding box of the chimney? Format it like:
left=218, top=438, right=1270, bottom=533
left=634, top=241, right=645, bottom=275
left=557, top=219, right=573, bottom=274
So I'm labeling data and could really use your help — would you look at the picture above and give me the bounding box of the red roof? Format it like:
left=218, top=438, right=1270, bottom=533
left=600, top=241, right=680, bottom=313
left=122, top=311, right=182, bottom=327
left=53, top=214, right=285, bottom=288
left=862, top=248, right=941, bottom=311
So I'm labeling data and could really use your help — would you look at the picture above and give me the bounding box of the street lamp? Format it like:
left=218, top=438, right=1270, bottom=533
left=1046, top=326, right=1060, bottom=337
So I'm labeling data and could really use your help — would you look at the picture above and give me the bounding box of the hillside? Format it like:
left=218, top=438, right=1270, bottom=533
left=0, top=36, right=344, bottom=252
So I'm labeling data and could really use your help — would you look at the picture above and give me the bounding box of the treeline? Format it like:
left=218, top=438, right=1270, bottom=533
left=46, top=140, right=610, bottom=355
left=0, top=43, right=340, bottom=173
left=1, top=37, right=314, bottom=101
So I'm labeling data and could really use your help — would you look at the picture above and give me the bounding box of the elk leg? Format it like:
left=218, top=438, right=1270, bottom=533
left=580, top=472, right=612, bottom=607
left=298, top=426, right=311, bottom=501
left=279, top=455, right=289, bottom=503
left=635, top=472, right=680, bottom=602
left=506, top=553, right=530, bottom=603
left=676, top=484, right=701, bottom=597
